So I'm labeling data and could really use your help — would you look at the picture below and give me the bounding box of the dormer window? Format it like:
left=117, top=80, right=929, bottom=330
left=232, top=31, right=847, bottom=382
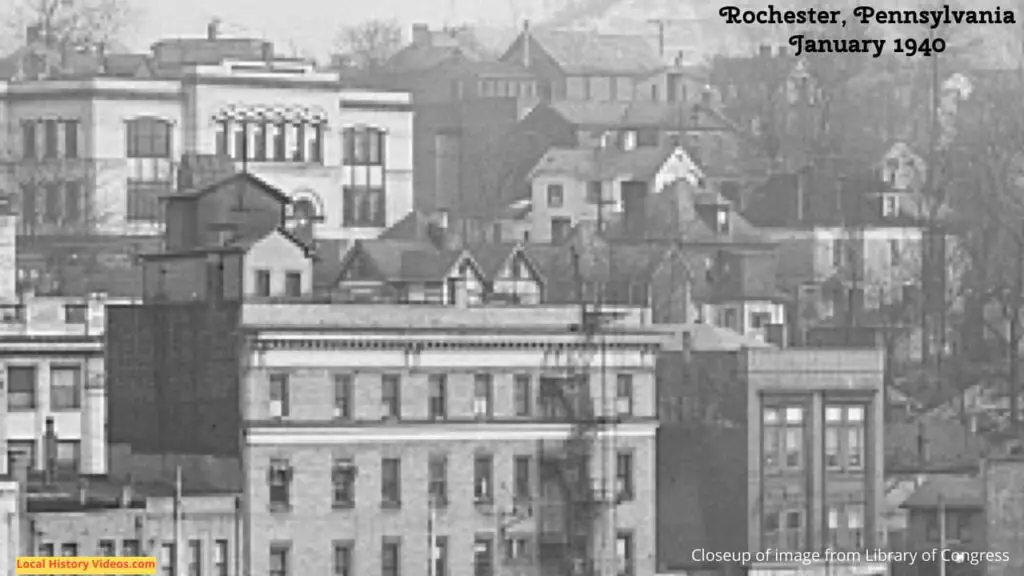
left=716, top=207, right=730, bottom=234
left=881, top=194, right=899, bottom=218
left=884, top=159, right=900, bottom=184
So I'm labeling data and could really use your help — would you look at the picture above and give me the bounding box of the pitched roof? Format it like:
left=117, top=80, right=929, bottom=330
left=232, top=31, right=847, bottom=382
left=545, top=100, right=735, bottom=131
left=342, top=240, right=475, bottom=283
left=901, top=476, right=983, bottom=509
left=523, top=30, right=662, bottom=75
left=529, top=145, right=677, bottom=181
left=168, top=171, right=291, bottom=204
left=466, top=243, right=521, bottom=279
left=386, top=28, right=493, bottom=72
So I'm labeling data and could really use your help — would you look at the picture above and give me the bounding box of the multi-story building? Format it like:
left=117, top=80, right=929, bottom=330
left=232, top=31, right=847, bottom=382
left=657, top=348, right=886, bottom=575
left=0, top=22, right=414, bottom=242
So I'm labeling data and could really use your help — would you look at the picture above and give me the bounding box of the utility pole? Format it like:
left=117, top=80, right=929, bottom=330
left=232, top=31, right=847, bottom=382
left=921, top=23, right=939, bottom=369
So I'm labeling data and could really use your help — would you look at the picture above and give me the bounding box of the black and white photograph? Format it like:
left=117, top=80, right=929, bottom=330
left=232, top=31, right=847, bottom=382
left=0, top=1, right=1024, bottom=575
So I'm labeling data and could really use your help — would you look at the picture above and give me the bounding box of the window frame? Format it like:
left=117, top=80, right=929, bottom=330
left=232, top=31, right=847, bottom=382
left=269, top=543, right=290, bottom=576
left=428, top=454, right=448, bottom=507
left=473, top=374, right=493, bottom=419
left=546, top=184, right=564, bottom=207
left=7, top=365, right=37, bottom=410
left=428, top=374, right=447, bottom=420
left=473, top=453, right=494, bottom=505
left=381, top=457, right=402, bottom=508
left=616, top=450, right=634, bottom=502
left=49, top=364, right=82, bottom=411
left=126, top=117, right=173, bottom=159
left=513, top=375, right=532, bottom=417
left=268, top=458, right=292, bottom=511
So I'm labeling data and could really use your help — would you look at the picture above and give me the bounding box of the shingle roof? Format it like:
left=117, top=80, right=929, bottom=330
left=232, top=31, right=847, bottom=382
left=901, top=476, right=983, bottom=509
left=546, top=101, right=734, bottom=131
left=169, top=171, right=291, bottom=205
left=529, top=145, right=676, bottom=181
left=346, top=240, right=471, bottom=283
left=527, top=30, right=662, bottom=75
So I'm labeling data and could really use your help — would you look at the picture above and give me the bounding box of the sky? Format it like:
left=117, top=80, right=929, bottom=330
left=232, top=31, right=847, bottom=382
left=121, top=0, right=533, bottom=59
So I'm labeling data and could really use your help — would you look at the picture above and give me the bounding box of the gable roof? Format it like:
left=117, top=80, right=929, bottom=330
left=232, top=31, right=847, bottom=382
left=466, top=242, right=545, bottom=284
left=543, top=101, right=736, bottom=132
left=529, top=145, right=680, bottom=181
left=337, top=240, right=482, bottom=284
left=900, top=476, right=983, bottom=509
left=167, top=171, right=291, bottom=205
left=511, top=30, right=663, bottom=76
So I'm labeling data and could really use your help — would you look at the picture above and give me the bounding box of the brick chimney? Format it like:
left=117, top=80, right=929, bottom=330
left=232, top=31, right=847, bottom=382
left=412, top=24, right=430, bottom=46
left=522, top=20, right=532, bottom=68
left=207, top=19, right=220, bottom=41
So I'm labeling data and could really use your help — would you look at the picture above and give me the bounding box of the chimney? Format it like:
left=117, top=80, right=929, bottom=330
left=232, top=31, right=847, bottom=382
left=207, top=19, right=220, bottom=41
left=522, top=20, right=531, bottom=68
left=674, top=50, right=684, bottom=67
left=758, top=44, right=771, bottom=58
left=412, top=24, right=430, bottom=46
left=43, top=417, right=57, bottom=485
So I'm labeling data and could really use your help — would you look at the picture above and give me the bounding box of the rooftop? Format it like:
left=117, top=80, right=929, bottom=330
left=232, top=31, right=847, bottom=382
left=901, top=476, right=983, bottom=510
left=509, top=29, right=663, bottom=76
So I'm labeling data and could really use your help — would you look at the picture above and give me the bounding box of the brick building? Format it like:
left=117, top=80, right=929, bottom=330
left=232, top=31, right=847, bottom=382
left=657, top=347, right=887, bottom=575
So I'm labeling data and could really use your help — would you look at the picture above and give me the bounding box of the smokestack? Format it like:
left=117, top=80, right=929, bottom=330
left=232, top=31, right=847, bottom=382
left=522, top=20, right=531, bottom=68
left=411, top=24, right=430, bottom=46
left=43, top=417, right=57, bottom=485
left=207, top=19, right=220, bottom=41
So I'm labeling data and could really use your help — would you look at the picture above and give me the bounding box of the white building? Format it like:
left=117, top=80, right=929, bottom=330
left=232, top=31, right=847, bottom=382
left=0, top=26, right=414, bottom=240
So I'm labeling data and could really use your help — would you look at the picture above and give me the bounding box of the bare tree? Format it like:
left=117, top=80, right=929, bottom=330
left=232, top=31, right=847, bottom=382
left=333, top=19, right=404, bottom=72
left=4, top=0, right=136, bottom=52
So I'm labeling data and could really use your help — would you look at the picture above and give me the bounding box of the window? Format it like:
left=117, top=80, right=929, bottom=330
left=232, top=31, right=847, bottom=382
left=473, top=536, right=493, bottom=576
left=381, top=457, right=401, bottom=507
left=268, top=458, right=292, bottom=510
left=39, top=543, right=54, bottom=556
left=781, top=510, right=804, bottom=551
left=7, top=366, right=37, bottom=410
left=98, top=540, right=116, bottom=556
left=44, top=120, right=58, bottom=158
left=161, top=543, right=176, bottom=576
left=432, top=536, right=447, bottom=576
left=616, top=374, right=634, bottom=416
left=44, top=182, right=60, bottom=223
left=882, top=194, right=899, bottom=217
left=381, top=538, right=401, bottom=576
left=846, top=503, right=864, bottom=548
left=513, top=375, right=531, bottom=416
left=343, top=186, right=386, bottom=227
left=616, top=451, right=634, bottom=501
left=284, top=272, right=302, bottom=297
left=513, top=455, right=531, bottom=503
left=832, top=238, right=844, bottom=267
left=20, top=183, right=37, bottom=233
left=56, top=441, right=80, bottom=473
left=126, top=118, right=172, bottom=158
left=49, top=366, right=81, bottom=410
left=64, top=181, right=82, bottom=224
left=750, top=312, right=772, bottom=329
left=474, top=374, right=493, bottom=418
left=546, top=184, right=564, bottom=207
left=270, top=543, right=289, bottom=576
left=343, top=127, right=386, bottom=166
left=122, top=540, right=140, bottom=557
left=269, top=374, right=290, bottom=418
left=428, top=375, right=447, bottom=420
left=214, top=541, right=228, bottom=576
left=616, top=532, right=634, bottom=576
left=762, top=511, right=780, bottom=548
left=551, top=217, right=572, bottom=244
left=310, top=126, right=324, bottom=163
left=126, top=180, right=167, bottom=222
left=273, top=123, right=286, bottom=160
left=332, top=458, right=356, bottom=508
left=763, top=406, right=804, bottom=472
left=333, top=374, right=353, bottom=420
left=505, top=537, right=531, bottom=562
left=255, top=270, right=271, bottom=297
left=926, top=509, right=972, bottom=543
left=587, top=181, right=603, bottom=204
left=474, top=454, right=493, bottom=504
left=827, top=506, right=840, bottom=547
left=334, top=541, right=353, bottom=576
left=61, top=543, right=78, bottom=557
left=189, top=540, right=202, bottom=576
left=825, top=404, right=866, bottom=471
left=428, top=454, right=447, bottom=507
left=381, top=375, right=400, bottom=420
left=22, top=121, right=37, bottom=159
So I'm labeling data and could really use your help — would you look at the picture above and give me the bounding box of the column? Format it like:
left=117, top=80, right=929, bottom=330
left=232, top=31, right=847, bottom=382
left=809, top=391, right=823, bottom=553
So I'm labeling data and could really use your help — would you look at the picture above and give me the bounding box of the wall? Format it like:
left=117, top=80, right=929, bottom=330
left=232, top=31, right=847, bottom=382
left=242, top=232, right=313, bottom=297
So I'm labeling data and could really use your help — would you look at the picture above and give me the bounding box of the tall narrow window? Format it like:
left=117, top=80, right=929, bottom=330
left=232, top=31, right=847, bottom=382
left=616, top=451, right=634, bottom=501
left=64, top=181, right=82, bottom=225
left=273, top=123, right=286, bottom=161
left=846, top=406, right=865, bottom=469
left=44, top=120, right=58, bottom=158
left=428, top=454, right=447, bottom=506
left=22, top=121, right=37, bottom=159
left=214, top=541, right=228, bottom=576
left=64, top=121, right=79, bottom=158
left=254, top=122, right=267, bottom=161
left=428, top=374, right=447, bottom=420
left=188, top=540, right=202, bottom=576
left=513, top=375, right=531, bottom=417
left=473, top=454, right=493, bottom=504
left=125, top=117, right=173, bottom=222
left=381, top=539, right=400, bottom=576
left=782, top=407, right=804, bottom=469
left=616, top=374, right=634, bottom=416
left=255, top=269, right=271, bottom=297
left=381, top=457, right=401, bottom=507
left=381, top=375, right=401, bottom=420
left=333, top=374, right=353, bottom=420
left=473, top=537, right=493, bottom=576
left=616, top=532, right=634, bottom=576
left=20, top=183, right=37, bottom=234
left=473, top=374, right=493, bottom=419
left=782, top=510, right=804, bottom=551
left=432, top=536, right=447, bottom=576
left=269, top=543, right=289, bottom=576
left=216, top=122, right=229, bottom=156
left=310, top=125, right=324, bottom=163
left=44, top=182, right=60, bottom=223
left=513, top=455, right=531, bottom=503
left=269, top=374, right=289, bottom=418
left=847, top=503, right=864, bottom=549
left=7, top=366, right=37, bottom=410
left=98, top=540, right=116, bottom=556
left=332, top=458, right=356, bottom=508
left=293, top=124, right=306, bottom=162
left=50, top=365, right=81, bottom=410
left=825, top=407, right=842, bottom=469
left=268, top=459, right=291, bottom=510
left=827, top=506, right=841, bottom=547
left=161, top=543, right=176, bottom=576
left=284, top=271, right=302, bottom=297
left=333, top=541, right=353, bottom=576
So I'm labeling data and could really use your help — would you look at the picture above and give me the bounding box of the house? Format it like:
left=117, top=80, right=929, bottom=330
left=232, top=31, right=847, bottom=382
left=526, top=144, right=702, bottom=244
left=500, top=24, right=666, bottom=103
left=0, top=21, right=414, bottom=241
left=140, top=171, right=315, bottom=302
left=899, top=459, right=1024, bottom=576
left=494, top=99, right=755, bottom=208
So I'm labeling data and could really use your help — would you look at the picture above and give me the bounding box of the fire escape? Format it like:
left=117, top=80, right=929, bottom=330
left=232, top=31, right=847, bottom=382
left=536, top=245, right=620, bottom=576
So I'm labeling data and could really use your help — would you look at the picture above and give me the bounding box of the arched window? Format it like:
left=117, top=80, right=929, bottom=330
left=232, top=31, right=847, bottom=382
left=125, top=117, right=172, bottom=159
left=292, top=198, right=317, bottom=227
